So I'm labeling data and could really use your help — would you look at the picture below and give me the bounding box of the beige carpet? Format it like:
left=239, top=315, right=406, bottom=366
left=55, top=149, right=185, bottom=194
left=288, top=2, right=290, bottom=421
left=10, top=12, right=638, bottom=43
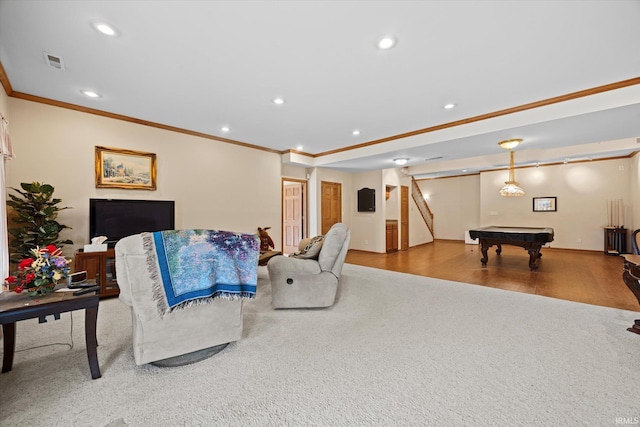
left=0, top=264, right=638, bottom=426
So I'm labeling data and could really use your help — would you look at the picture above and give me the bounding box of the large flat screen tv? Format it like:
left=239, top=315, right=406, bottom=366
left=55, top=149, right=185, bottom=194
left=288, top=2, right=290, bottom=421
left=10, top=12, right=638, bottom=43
left=89, top=199, right=175, bottom=247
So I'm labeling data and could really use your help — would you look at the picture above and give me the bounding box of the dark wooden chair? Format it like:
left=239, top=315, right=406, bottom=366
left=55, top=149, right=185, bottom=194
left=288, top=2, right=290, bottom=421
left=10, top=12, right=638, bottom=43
left=624, top=230, right=640, bottom=334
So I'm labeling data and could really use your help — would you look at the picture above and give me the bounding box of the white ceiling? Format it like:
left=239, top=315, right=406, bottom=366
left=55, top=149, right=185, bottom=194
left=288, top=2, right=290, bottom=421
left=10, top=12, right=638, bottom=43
left=1, top=0, right=639, bottom=177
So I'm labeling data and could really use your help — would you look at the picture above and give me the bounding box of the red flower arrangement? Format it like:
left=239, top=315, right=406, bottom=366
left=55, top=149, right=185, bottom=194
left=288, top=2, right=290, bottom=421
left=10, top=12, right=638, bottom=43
left=3, top=245, right=71, bottom=296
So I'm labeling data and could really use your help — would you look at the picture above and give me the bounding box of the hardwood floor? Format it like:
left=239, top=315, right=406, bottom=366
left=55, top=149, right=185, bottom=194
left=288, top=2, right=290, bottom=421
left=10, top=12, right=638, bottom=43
left=346, top=240, right=640, bottom=311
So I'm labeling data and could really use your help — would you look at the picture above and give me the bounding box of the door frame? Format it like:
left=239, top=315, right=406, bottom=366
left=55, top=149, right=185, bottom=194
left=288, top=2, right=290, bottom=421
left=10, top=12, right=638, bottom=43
left=282, top=178, right=307, bottom=254
left=401, top=185, right=409, bottom=250
left=321, top=180, right=342, bottom=234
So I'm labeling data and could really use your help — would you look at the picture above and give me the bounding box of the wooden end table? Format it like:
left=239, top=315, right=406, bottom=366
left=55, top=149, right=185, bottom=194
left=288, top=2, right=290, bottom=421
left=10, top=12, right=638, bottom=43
left=0, top=286, right=101, bottom=379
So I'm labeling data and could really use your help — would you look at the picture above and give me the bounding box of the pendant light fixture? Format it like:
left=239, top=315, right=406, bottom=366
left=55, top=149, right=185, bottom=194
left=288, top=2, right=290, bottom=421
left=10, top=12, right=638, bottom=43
left=498, top=139, right=525, bottom=197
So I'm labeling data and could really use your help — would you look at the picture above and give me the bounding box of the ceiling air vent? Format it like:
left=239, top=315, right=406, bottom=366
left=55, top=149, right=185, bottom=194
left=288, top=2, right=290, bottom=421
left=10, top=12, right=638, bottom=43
left=43, top=52, right=65, bottom=70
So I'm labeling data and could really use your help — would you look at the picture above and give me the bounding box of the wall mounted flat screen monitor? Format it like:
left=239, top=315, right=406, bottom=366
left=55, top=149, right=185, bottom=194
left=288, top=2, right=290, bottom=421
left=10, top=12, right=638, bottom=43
left=89, top=199, right=175, bottom=246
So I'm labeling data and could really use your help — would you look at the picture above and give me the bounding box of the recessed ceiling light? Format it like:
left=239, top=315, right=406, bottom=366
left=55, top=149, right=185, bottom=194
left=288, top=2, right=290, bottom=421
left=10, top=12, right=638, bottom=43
left=393, top=158, right=408, bottom=166
left=296, top=145, right=303, bottom=151
left=221, top=126, right=230, bottom=132
left=377, top=36, right=397, bottom=50
left=352, top=130, right=361, bottom=136
left=92, top=22, right=118, bottom=36
left=81, top=90, right=101, bottom=98
left=443, top=103, right=456, bottom=110
left=272, top=97, right=285, bottom=105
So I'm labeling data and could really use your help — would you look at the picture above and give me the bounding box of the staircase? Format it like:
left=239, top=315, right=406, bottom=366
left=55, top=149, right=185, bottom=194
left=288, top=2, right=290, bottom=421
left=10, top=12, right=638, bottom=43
left=411, top=176, right=434, bottom=237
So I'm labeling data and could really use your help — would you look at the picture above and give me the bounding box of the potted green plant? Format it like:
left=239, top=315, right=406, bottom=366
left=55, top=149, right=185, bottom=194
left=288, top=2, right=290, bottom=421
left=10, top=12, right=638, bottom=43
left=6, top=181, right=73, bottom=263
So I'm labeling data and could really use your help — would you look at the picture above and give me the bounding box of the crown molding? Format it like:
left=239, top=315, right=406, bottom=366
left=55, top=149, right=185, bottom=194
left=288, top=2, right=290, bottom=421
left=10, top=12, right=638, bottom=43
left=2, top=59, right=638, bottom=162
left=0, top=61, right=13, bottom=95
left=314, top=77, right=640, bottom=158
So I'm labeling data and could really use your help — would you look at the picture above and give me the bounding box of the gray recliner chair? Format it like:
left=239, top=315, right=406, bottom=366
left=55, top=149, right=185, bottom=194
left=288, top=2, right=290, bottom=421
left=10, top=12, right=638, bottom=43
left=267, top=223, right=350, bottom=308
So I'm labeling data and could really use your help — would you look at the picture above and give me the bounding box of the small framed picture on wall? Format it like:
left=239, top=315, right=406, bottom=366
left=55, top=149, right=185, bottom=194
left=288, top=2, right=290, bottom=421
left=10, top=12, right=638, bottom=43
left=533, top=197, right=557, bottom=212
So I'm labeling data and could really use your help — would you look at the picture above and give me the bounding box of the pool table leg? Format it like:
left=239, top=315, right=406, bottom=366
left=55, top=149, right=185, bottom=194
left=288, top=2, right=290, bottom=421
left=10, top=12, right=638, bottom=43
left=479, top=243, right=489, bottom=265
left=527, top=249, right=541, bottom=271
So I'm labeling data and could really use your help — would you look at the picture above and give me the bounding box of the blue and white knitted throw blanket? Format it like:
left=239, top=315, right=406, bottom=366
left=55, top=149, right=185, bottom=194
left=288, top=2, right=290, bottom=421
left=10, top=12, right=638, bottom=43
left=143, top=229, right=259, bottom=316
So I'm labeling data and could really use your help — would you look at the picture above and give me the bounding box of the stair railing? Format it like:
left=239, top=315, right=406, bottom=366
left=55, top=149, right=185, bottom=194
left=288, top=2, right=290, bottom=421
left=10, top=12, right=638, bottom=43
left=411, top=176, right=434, bottom=237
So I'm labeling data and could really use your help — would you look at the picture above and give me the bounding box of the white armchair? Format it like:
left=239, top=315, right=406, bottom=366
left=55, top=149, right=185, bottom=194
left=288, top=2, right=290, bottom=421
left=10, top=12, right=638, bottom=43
left=115, top=232, right=245, bottom=366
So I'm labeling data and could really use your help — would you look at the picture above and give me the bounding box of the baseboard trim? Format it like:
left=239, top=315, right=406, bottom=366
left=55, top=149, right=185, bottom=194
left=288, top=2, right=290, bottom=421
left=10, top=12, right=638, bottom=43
left=349, top=240, right=611, bottom=255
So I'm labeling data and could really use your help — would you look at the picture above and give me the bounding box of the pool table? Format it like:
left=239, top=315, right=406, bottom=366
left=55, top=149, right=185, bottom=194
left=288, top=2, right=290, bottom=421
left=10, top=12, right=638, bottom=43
left=468, top=226, right=554, bottom=271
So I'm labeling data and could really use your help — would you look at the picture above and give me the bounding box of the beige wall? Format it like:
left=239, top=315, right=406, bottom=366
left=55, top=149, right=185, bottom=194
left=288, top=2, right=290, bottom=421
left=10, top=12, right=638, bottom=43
left=482, top=159, right=631, bottom=250
left=0, top=97, right=406, bottom=254
left=417, top=174, right=481, bottom=241
left=418, top=157, right=635, bottom=251
left=5, top=98, right=283, bottom=257
left=348, top=168, right=432, bottom=253
left=351, top=170, right=384, bottom=252
left=281, top=164, right=307, bottom=181
left=629, top=153, right=640, bottom=240
left=6, top=93, right=635, bottom=257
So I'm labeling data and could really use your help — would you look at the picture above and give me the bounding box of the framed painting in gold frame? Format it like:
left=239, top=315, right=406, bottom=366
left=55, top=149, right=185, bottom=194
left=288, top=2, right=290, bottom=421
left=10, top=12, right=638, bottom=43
left=95, top=146, right=157, bottom=190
